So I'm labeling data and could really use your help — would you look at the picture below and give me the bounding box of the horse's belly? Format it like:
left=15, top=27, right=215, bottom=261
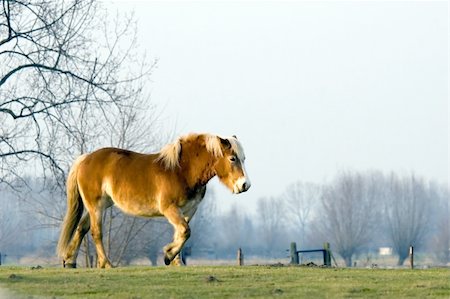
left=117, top=201, right=161, bottom=217
left=102, top=180, right=161, bottom=217
left=108, top=195, right=161, bottom=217
left=122, top=204, right=161, bottom=217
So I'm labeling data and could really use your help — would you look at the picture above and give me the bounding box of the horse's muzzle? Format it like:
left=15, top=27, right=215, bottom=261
left=234, top=177, right=251, bottom=194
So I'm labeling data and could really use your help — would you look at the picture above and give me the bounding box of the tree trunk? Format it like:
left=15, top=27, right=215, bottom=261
left=397, top=252, right=408, bottom=266
left=83, top=237, right=91, bottom=268
left=344, top=255, right=352, bottom=267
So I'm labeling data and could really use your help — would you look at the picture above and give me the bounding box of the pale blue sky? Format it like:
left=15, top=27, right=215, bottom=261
left=112, top=1, right=448, bottom=211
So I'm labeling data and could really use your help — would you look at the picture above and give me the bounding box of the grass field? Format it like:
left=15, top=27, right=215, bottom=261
left=0, top=265, right=449, bottom=298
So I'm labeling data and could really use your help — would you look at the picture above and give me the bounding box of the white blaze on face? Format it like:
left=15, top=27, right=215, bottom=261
left=233, top=158, right=251, bottom=194
left=229, top=137, right=251, bottom=194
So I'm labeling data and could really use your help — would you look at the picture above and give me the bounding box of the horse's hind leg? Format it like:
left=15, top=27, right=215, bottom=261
left=88, top=206, right=113, bottom=268
left=162, top=205, right=190, bottom=266
left=63, top=214, right=90, bottom=268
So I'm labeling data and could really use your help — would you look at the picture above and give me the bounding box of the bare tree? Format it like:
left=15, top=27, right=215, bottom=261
left=218, top=202, right=254, bottom=257
left=0, top=0, right=165, bottom=268
left=0, top=0, right=155, bottom=188
left=318, top=171, right=380, bottom=267
left=0, top=186, right=22, bottom=251
left=256, top=196, right=285, bottom=256
left=384, top=174, right=432, bottom=265
left=425, top=182, right=450, bottom=265
left=429, top=185, right=449, bottom=264
left=283, top=181, right=320, bottom=246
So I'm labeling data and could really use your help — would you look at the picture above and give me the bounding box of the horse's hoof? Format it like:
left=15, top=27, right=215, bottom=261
left=97, top=262, right=113, bottom=269
left=164, top=256, right=171, bottom=265
left=64, top=262, right=77, bottom=268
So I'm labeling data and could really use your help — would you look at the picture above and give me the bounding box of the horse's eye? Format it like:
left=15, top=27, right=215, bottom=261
left=229, top=156, right=236, bottom=162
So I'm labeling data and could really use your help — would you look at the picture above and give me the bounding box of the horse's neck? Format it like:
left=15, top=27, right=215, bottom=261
left=180, top=150, right=216, bottom=188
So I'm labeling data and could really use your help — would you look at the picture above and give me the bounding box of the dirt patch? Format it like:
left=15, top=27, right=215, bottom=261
left=204, top=275, right=221, bottom=283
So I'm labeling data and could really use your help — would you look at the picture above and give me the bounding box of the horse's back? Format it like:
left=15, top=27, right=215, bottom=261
left=78, top=147, right=154, bottom=180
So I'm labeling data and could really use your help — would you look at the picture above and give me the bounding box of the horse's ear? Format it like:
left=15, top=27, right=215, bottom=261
left=219, top=137, right=231, bottom=149
left=232, top=135, right=238, bottom=139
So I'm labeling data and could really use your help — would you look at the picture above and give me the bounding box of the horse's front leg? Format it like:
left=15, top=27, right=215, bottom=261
left=169, top=214, right=196, bottom=266
left=162, top=205, right=190, bottom=266
left=170, top=254, right=183, bottom=266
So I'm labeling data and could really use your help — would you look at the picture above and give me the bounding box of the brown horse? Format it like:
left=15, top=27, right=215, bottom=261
left=57, top=133, right=250, bottom=268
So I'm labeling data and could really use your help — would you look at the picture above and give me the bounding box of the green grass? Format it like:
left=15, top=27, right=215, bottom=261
left=0, top=265, right=449, bottom=298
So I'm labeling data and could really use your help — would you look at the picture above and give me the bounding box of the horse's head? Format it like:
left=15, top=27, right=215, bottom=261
left=214, top=136, right=251, bottom=194
left=156, top=133, right=251, bottom=194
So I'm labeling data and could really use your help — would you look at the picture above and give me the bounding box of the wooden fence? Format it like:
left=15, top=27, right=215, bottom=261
left=289, top=242, right=332, bottom=266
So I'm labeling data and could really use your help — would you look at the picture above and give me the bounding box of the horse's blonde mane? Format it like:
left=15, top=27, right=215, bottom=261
left=204, top=134, right=224, bottom=159
left=156, top=133, right=244, bottom=170
left=155, top=137, right=182, bottom=170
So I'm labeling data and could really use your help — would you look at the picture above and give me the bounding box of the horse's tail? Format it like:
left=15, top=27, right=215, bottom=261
left=56, top=154, right=87, bottom=258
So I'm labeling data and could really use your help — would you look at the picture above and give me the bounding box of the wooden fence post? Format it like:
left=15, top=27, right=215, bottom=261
left=237, top=248, right=244, bottom=266
left=323, top=242, right=331, bottom=267
left=409, top=245, right=414, bottom=269
left=290, top=242, right=299, bottom=264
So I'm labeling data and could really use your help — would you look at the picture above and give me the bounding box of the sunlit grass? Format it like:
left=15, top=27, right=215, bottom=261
left=0, top=265, right=449, bottom=298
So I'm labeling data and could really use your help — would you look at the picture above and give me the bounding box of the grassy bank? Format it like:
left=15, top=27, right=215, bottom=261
left=0, top=265, right=449, bottom=298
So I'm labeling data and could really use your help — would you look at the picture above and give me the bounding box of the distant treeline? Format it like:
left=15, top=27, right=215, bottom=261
left=0, top=171, right=448, bottom=267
